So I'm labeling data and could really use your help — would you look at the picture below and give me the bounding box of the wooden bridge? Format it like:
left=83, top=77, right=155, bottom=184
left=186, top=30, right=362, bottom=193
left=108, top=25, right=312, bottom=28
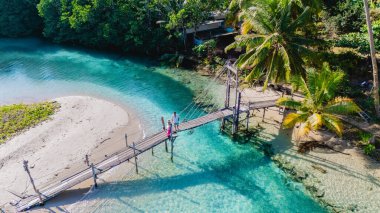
left=15, top=99, right=277, bottom=211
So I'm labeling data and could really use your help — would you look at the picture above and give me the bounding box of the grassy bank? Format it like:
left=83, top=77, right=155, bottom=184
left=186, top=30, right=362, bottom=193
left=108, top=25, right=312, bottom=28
left=0, top=101, right=60, bottom=143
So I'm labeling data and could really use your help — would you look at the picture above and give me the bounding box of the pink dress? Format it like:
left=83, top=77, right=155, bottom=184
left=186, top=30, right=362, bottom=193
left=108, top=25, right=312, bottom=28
left=166, top=124, right=172, bottom=138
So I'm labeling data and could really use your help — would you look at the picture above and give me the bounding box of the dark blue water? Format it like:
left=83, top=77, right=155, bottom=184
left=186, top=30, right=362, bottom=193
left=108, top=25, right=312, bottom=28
left=0, top=38, right=325, bottom=212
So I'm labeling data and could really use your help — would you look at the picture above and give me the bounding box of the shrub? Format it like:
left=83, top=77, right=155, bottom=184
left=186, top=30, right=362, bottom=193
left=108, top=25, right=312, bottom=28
left=0, top=102, right=59, bottom=143
left=364, top=143, right=376, bottom=155
left=192, top=39, right=217, bottom=58
left=359, top=132, right=374, bottom=144
left=334, top=20, right=380, bottom=53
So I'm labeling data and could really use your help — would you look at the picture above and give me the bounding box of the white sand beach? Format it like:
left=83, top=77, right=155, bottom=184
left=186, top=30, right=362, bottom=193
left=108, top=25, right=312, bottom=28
left=0, top=96, right=143, bottom=212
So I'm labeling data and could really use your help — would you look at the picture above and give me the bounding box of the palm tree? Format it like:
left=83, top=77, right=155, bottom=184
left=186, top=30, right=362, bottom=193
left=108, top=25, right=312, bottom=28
left=363, top=0, right=380, bottom=117
left=276, top=63, right=360, bottom=138
left=225, top=0, right=320, bottom=87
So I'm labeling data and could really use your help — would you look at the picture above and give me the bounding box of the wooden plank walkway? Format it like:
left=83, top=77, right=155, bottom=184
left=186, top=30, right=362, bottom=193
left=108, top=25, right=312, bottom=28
left=16, top=109, right=233, bottom=211
left=16, top=100, right=277, bottom=211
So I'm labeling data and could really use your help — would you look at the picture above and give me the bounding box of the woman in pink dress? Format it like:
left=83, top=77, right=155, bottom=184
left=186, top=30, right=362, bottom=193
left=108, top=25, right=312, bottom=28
left=166, top=120, right=172, bottom=139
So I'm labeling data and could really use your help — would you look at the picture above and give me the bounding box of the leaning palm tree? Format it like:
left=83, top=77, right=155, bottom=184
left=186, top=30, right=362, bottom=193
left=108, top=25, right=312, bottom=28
left=277, top=63, right=360, bottom=139
left=225, top=0, right=320, bottom=87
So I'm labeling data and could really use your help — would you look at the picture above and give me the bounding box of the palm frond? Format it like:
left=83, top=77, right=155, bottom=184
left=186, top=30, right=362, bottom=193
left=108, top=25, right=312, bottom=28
left=321, top=113, right=344, bottom=137
left=324, top=97, right=361, bottom=115
left=287, top=6, right=311, bottom=32
left=283, top=112, right=308, bottom=128
left=276, top=97, right=302, bottom=110
left=225, top=34, right=265, bottom=53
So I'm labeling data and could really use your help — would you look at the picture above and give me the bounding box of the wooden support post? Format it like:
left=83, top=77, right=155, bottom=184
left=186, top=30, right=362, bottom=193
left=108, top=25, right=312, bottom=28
left=225, top=70, right=231, bottom=108
left=221, top=118, right=224, bottom=130
left=125, top=134, right=130, bottom=162
left=23, top=160, right=44, bottom=205
left=235, top=70, right=239, bottom=107
left=152, top=147, right=154, bottom=156
left=232, top=107, right=236, bottom=135
left=246, top=110, right=250, bottom=131
left=90, top=163, right=98, bottom=188
left=262, top=108, right=267, bottom=122
left=165, top=140, right=168, bottom=152
left=232, top=92, right=242, bottom=135
left=170, top=138, right=174, bottom=162
left=161, top=117, right=166, bottom=131
left=132, top=142, right=138, bottom=174
left=85, top=154, right=89, bottom=166
left=222, top=71, right=231, bottom=129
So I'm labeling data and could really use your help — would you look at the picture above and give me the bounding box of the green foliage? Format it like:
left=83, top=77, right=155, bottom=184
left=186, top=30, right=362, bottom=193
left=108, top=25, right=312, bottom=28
left=309, top=50, right=368, bottom=79
left=323, top=0, right=365, bottom=34
left=226, top=0, right=321, bottom=86
left=277, top=63, right=360, bottom=137
left=364, top=143, right=376, bottom=155
left=35, top=0, right=227, bottom=53
left=192, top=39, right=217, bottom=57
left=359, top=131, right=374, bottom=144
left=166, top=0, right=227, bottom=34
left=0, top=102, right=59, bottom=143
left=37, top=0, right=176, bottom=53
left=335, top=20, right=380, bottom=53
left=0, top=0, right=42, bottom=37
left=357, top=132, right=380, bottom=156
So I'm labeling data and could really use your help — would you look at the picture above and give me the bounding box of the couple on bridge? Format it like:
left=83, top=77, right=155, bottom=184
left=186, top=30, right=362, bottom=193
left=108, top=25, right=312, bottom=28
left=166, top=112, right=180, bottom=138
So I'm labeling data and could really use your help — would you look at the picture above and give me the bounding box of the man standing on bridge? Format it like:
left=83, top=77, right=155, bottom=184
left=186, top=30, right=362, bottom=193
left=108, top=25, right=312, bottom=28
left=172, top=112, right=180, bottom=132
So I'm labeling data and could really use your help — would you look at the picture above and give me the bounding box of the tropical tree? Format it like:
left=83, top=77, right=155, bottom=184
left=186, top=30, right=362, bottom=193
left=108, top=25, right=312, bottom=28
left=225, top=0, right=320, bottom=87
left=363, top=0, right=380, bottom=117
left=276, top=63, right=360, bottom=138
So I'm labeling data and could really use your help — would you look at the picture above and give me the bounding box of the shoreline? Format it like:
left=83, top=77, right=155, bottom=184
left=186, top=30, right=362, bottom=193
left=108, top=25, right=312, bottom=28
left=241, top=100, right=380, bottom=212
left=1, top=74, right=379, bottom=212
left=0, top=96, right=144, bottom=212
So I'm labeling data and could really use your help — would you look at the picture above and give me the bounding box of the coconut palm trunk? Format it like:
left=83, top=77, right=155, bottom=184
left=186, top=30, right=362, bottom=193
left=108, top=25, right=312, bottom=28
left=363, top=0, right=380, bottom=117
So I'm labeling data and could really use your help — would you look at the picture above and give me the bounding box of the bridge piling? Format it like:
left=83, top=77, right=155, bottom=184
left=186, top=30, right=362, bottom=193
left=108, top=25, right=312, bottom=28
left=23, top=160, right=44, bottom=205
left=246, top=110, right=250, bottom=131
left=170, top=138, right=174, bottom=162
left=232, top=92, right=242, bottom=135
left=90, top=163, right=97, bottom=188
left=262, top=108, right=267, bottom=122
left=85, top=154, right=89, bottom=166
left=132, top=142, right=138, bottom=174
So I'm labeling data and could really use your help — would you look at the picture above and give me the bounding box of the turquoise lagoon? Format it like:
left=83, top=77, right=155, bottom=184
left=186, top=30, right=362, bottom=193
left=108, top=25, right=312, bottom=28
left=0, top=39, right=325, bottom=212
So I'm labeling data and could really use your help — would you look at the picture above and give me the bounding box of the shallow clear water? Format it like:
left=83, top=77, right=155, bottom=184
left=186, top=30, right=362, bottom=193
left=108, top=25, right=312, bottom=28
left=0, top=38, right=325, bottom=212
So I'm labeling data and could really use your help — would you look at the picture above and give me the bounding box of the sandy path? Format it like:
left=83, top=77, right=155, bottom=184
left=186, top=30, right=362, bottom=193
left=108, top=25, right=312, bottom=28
left=0, top=96, right=143, bottom=212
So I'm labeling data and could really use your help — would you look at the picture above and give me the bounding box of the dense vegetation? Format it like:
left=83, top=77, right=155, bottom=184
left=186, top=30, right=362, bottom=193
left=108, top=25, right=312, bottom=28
left=0, top=0, right=225, bottom=53
left=0, top=0, right=42, bottom=37
left=0, top=0, right=378, bottom=55
left=0, top=0, right=379, bottom=117
left=0, top=102, right=59, bottom=143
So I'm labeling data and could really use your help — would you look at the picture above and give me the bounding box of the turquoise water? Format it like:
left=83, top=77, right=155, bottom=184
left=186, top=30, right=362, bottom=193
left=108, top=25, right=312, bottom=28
left=0, top=38, right=325, bottom=212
